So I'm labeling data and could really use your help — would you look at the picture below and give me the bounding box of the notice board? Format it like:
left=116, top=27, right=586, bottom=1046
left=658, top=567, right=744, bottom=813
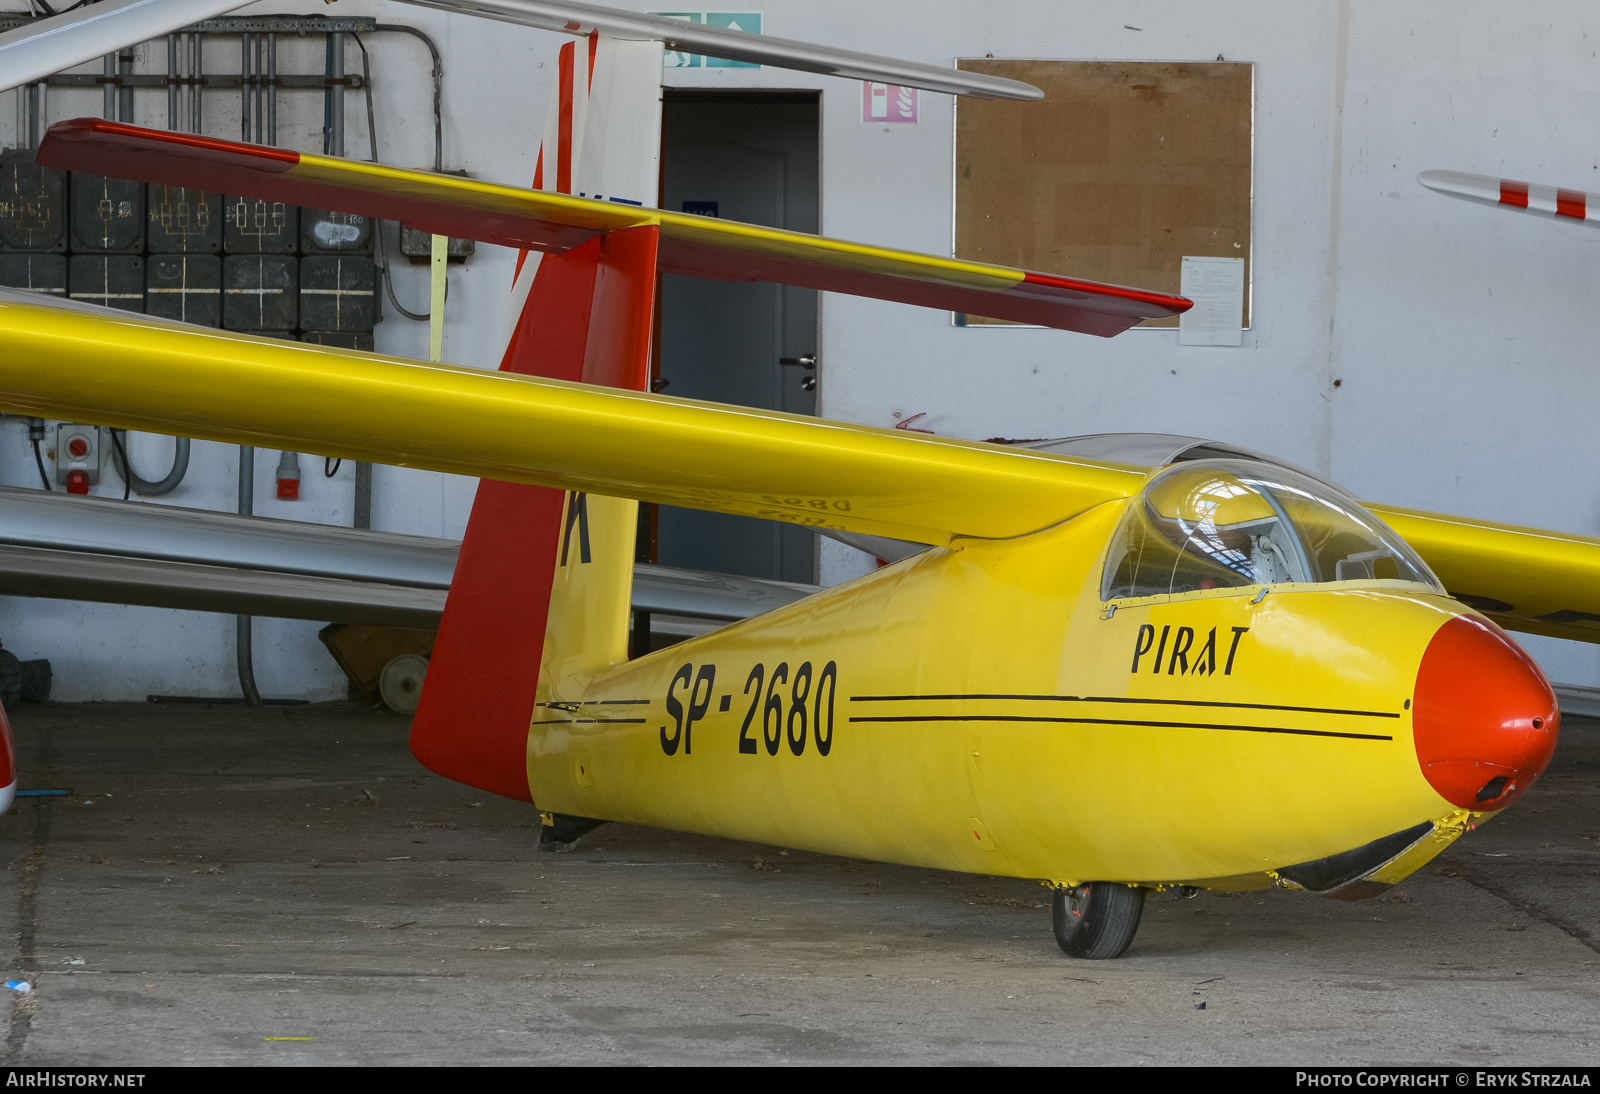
left=954, top=60, right=1252, bottom=327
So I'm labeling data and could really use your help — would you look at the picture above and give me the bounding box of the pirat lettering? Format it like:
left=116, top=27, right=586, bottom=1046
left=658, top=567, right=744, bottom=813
left=1132, top=623, right=1249, bottom=676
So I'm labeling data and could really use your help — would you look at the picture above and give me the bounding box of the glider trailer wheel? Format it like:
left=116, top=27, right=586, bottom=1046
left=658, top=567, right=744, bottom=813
left=1052, top=882, right=1146, bottom=959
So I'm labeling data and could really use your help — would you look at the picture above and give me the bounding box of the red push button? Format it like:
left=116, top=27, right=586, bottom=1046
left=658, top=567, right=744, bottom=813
left=67, top=437, right=88, bottom=459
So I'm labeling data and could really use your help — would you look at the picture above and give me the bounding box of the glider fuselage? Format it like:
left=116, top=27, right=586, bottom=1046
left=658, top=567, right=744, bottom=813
left=527, top=495, right=1530, bottom=893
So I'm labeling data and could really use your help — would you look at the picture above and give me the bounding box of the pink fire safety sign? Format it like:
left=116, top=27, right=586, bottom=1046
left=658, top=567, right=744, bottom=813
left=862, top=82, right=918, bottom=124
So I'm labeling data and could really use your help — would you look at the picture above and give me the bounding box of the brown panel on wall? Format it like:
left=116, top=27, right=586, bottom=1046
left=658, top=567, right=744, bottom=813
left=955, top=60, right=1252, bottom=327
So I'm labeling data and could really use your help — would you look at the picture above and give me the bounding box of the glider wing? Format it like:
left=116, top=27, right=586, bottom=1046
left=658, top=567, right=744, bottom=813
left=2, top=293, right=1600, bottom=642
left=37, top=120, right=1191, bottom=336
left=1370, top=504, right=1600, bottom=645
left=1418, top=169, right=1600, bottom=228
left=0, top=292, right=1148, bottom=546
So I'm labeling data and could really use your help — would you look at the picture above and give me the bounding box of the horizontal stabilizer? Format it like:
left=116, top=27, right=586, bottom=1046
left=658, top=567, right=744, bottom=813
left=1418, top=169, right=1600, bottom=227
left=37, top=121, right=1191, bottom=336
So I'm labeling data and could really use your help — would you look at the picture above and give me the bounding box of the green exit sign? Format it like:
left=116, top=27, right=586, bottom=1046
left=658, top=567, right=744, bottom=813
left=654, top=12, right=762, bottom=68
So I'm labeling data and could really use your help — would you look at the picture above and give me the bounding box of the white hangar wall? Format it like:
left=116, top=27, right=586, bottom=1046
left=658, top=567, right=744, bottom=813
left=1, top=0, right=1596, bottom=698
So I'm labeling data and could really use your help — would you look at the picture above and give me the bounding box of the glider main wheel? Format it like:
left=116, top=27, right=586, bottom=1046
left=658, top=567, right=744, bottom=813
left=1052, top=882, right=1146, bottom=959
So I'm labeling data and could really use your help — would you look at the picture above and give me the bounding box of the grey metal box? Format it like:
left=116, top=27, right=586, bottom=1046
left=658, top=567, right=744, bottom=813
left=69, top=173, right=144, bottom=254
left=147, top=254, right=221, bottom=327
left=223, top=196, right=298, bottom=254
left=299, top=256, right=375, bottom=333
left=0, top=154, right=66, bottom=253
left=0, top=253, right=66, bottom=297
left=223, top=254, right=296, bottom=331
left=68, top=255, right=144, bottom=312
left=301, top=208, right=372, bottom=254
left=399, top=224, right=474, bottom=263
left=302, top=331, right=375, bottom=352
left=146, top=185, right=222, bottom=254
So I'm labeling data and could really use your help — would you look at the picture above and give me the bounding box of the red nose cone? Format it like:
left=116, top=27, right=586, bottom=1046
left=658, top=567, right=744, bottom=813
left=1413, top=615, right=1558, bottom=810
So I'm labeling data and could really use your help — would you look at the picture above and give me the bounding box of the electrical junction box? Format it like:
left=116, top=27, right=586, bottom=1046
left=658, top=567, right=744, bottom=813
left=146, top=184, right=222, bottom=254
left=54, top=422, right=104, bottom=491
left=146, top=254, right=221, bottom=327
left=0, top=153, right=66, bottom=253
left=399, top=224, right=474, bottom=264
left=223, top=254, right=297, bottom=332
left=68, top=255, right=144, bottom=312
left=0, top=253, right=66, bottom=297
left=300, top=255, right=376, bottom=332
left=69, top=172, right=144, bottom=254
left=301, top=208, right=372, bottom=255
left=398, top=168, right=474, bottom=264
left=224, top=196, right=298, bottom=255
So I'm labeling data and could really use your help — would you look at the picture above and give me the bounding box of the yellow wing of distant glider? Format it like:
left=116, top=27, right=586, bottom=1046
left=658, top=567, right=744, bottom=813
left=35, top=120, right=1189, bottom=337
left=0, top=291, right=1598, bottom=642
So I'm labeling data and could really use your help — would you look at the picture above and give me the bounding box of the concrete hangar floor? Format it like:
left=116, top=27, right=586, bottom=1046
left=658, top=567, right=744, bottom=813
left=0, top=702, right=1596, bottom=1066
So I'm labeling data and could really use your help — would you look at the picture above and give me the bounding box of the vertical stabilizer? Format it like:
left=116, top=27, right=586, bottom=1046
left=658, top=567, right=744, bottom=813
left=410, top=33, right=662, bottom=800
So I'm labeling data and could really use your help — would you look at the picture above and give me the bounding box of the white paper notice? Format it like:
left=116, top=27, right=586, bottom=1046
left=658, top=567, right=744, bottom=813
left=1177, top=256, right=1245, bottom=346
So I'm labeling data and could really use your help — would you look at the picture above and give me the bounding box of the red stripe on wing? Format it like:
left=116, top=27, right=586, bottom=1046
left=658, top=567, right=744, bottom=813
left=1500, top=179, right=1531, bottom=208
left=1019, top=269, right=1194, bottom=313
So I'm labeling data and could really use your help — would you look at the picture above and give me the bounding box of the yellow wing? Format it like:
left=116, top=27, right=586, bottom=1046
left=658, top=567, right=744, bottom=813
left=2, top=291, right=1598, bottom=643
left=1370, top=505, right=1600, bottom=644
left=0, top=293, right=1146, bottom=545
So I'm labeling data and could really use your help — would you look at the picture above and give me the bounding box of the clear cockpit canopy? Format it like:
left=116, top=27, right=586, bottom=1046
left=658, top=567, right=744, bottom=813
left=1101, top=459, right=1440, bottom=601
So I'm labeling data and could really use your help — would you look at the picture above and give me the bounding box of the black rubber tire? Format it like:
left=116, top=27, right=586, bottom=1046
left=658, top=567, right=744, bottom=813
left=1052, top=882, right=1146, bottom=959
left=0, top=649, right=21, bottom=710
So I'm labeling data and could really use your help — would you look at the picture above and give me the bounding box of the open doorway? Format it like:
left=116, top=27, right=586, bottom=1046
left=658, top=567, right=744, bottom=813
left=654, top=90, right=820, bottom=584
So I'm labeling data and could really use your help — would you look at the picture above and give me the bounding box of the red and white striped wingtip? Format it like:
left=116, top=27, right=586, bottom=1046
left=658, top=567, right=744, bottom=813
left=1419, top=169, right=1600, bottom=227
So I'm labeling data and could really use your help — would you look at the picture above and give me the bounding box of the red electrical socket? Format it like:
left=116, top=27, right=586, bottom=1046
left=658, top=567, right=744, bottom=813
left=276, top=478, right=300, bottom=500
left=64, top=469, right=90, bottom=495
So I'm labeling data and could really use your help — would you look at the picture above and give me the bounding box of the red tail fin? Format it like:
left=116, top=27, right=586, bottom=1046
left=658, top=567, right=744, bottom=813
left=409, top=225, right=658, bottom=800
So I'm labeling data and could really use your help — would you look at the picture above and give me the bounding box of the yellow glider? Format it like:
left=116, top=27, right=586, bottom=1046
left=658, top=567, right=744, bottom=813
left=0, top=290, right=1574, bottom=959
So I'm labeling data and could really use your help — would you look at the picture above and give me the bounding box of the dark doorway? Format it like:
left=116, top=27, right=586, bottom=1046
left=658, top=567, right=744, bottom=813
left=655, top=90, right=820, bottom=584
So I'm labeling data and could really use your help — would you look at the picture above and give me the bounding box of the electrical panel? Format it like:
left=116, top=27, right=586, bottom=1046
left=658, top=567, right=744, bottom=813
left=225, top=197, right=298, bottom=255
left=0, top=253, right=64, bottom=297
left=0, top=168, right=380, bottom=344
left=69, top=173, right=144, bottom=254
left=302, top=331, right=374, bottom=351
left=146, top=254, right=221, bottom=326
left=302, top=209, right=372, bottom=255
left=223, top=254, right=297, bottom=333
left=0, top=153, right=65, bottom=253
left=68, top=255, right=144, bottom=312
left=147, top=185, right=222, bottom=253
left=300, top=255, right=375, bottom=332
